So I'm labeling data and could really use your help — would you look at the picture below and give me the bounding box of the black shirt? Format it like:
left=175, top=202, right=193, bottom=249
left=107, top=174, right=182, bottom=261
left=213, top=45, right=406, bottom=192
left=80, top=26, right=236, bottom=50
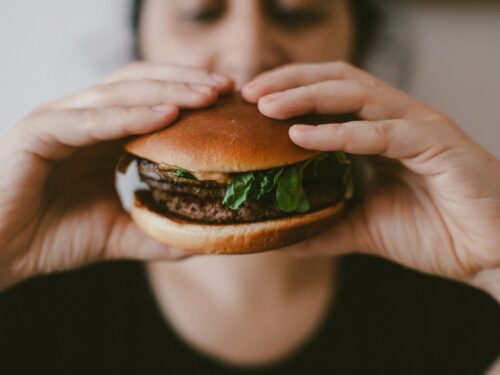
left=0, top=255, right=498, bottom=374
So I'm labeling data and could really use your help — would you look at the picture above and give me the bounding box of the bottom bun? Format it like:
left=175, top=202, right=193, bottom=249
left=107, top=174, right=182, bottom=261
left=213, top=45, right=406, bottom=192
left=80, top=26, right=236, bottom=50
left=131, top=192, right=344, bottom=255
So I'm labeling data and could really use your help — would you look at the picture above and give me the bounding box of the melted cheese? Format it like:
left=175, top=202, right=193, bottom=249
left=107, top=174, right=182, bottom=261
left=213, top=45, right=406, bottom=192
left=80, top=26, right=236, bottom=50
left=158, top=164, right=233, bottom=184
left=191, top=171, right=233, bottom=184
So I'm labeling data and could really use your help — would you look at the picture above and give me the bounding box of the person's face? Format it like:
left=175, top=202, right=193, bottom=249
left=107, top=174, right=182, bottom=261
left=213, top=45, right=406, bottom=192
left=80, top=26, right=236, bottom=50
left=139, top=0, right=355, bottom=87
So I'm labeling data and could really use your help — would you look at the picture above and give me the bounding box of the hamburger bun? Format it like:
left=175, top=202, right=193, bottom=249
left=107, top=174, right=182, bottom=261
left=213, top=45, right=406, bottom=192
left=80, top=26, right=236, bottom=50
left=123, top=94, right=351, bottom=254
left=125, top=94, right=324, bottom=173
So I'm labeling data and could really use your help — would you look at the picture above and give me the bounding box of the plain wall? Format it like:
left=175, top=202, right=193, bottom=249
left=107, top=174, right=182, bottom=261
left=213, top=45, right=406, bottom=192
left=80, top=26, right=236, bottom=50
left=398, top=1, right=500, bottom=156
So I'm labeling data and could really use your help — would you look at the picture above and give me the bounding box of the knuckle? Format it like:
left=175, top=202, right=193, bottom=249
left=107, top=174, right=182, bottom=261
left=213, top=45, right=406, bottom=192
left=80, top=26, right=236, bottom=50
left=287, top=62, right=309, bottom=71
left=334, top=124, right=351, bottom=150
left=419, top=113, right=455, bottom=133
left=399, top=119, right=413, bottom=129
left=363, top=77, right=381, bottom=88
left=303, top=85, right=320, bottom=104
left=372, top=122, right=392, bottom=154
left=345, top=79, right=366, bottom=93
left=139, top=78, right=163, bottom=89
left=330, top=60, right=352, bottom=72
left=261, top=65, right=286, bottom=78
left=200, top=70, right=213, bottom=80
left=31, top=103, right=53, bottom=114
left=129, top=61, right=147, bottom=69
left=86, top=83, right=112, bottom=102
left=431, top=113, right=455, bottom=128
left=269, top=63, right=304, bottom=77
left=6, top=112, right=50, bottom=153
left=14, top=111, right=43, bottom=132
left=350, top=79, right=369, bottom=91
left=428, top=116, right=463, bottom=143
left=167, top=63, right=210, bottom=76
left=346, top=80, right=368, bottom=100
left=374, top=121, right=392, bottom=138
left=181, top=81, right=195, bottom=92
left=115, top=106, right=137, bottom=122
left=186, top=65, right=208, bottom=74
left=106, top=62, right=145, bottom=81
left=80, top=109, right=100, bottom=137
left=121, top=61, right=145, bottom=74
left=7, top=121, right=29, bottom=143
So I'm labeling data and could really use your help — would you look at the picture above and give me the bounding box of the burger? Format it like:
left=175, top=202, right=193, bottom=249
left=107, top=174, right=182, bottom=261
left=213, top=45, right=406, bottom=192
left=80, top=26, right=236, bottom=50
left=119, top=94, right=353, bottom=254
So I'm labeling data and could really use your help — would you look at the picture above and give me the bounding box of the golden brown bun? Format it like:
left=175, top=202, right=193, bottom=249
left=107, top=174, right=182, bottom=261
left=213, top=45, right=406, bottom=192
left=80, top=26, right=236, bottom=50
left=125, top=94, right=327, bottom=173
left=131, top=193, right=344, bottom=254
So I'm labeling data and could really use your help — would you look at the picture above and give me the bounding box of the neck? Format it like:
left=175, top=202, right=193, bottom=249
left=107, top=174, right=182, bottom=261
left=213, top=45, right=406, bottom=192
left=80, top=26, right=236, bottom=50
left=146, top=250, right=337, bottom=365
left=147, top=250, right=335, bottom=305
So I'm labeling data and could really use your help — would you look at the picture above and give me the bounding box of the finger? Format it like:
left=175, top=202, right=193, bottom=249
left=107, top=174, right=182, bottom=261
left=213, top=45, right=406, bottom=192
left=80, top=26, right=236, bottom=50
left=242, top=62, right=383, bottom=102
left=289, top=120, right=460, bottom=173
left=105, top=213, right=191, bottom=262
left=285, top=201, right=375, bottom=259
left=106, top=62, right=234, bottom=93
left=285, top=217, right=362, bottom=258
left=13, top=105, right=179, bottom=162
left=45, top=80, right=219, bottom=110
left=257, top=80, right=422, bottom=121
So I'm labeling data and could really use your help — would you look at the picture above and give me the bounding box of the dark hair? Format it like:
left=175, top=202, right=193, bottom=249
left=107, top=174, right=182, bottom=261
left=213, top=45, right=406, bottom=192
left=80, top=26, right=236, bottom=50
left=350, top=0, right=382, bottom=64
left=132, top=0, right=381, bottom=65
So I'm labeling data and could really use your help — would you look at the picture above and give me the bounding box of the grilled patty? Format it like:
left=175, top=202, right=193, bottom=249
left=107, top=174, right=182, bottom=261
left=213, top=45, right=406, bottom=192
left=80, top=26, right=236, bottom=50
left=137, top=158, right=343, bottom=224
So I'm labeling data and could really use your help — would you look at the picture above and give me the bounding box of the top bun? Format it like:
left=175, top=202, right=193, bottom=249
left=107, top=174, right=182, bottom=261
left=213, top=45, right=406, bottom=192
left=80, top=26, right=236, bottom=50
left=125, top=94, right=325, bottom=173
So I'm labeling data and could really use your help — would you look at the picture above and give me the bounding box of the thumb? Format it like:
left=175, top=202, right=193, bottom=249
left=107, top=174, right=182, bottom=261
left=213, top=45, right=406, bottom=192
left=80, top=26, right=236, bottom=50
left=105, top=213, right=191, bottom=262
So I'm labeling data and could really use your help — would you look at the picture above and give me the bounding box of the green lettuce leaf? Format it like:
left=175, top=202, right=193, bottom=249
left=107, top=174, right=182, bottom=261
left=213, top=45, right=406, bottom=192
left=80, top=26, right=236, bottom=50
left=172, top=167, right=196, bottom=179
left=222, top=172, right=255, bottom=210
left=335, top=152, right=350, bottom=165
left=275, top=164, right=309, bottom=213
left=343, top=167, right=354, bottom=199
left=256, top=168, right=282, bottom=200
left=221, top=152, right=352, bottom=213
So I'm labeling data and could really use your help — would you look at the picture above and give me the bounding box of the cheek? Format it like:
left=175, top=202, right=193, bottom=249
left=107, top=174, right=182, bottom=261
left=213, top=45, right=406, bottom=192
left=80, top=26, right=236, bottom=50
left=141, top=30, right=214, bottom=68
left=280, top=17, right=354, bottom=63
left=283, top=30, right=353, bottom=63
left=139, top=6, right=214, bottom=68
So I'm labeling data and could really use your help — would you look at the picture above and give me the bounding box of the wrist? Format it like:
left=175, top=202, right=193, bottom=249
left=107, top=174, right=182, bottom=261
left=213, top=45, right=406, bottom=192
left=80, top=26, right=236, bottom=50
left=0, top=268, right=18, bottom=292
left=0, top=255, right=27, bottom=292
left=470, top=266, right=500, bottom=303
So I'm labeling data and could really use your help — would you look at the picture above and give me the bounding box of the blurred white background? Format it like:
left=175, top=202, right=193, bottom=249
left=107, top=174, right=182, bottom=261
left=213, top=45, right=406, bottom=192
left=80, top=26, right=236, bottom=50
left=397, top=1, right=500, bottom=157
left=0, top=0, right=133, bottom=132
left=0, top=0, right=499, bottom=156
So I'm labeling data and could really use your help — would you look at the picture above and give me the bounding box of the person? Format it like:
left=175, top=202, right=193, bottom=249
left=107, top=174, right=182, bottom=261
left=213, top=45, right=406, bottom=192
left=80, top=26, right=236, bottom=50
left=0, top=0, right=499, bottom=374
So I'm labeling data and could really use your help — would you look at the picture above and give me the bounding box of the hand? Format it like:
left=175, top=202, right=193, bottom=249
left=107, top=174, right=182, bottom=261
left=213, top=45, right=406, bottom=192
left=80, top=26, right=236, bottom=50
left=0, top=62, right=234, bottom=290
left=243, top=62, right=500, bottom=299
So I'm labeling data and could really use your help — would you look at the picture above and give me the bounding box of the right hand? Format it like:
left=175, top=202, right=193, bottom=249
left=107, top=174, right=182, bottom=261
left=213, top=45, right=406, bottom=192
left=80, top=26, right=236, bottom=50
left=0, top=63, right=234, bottom=290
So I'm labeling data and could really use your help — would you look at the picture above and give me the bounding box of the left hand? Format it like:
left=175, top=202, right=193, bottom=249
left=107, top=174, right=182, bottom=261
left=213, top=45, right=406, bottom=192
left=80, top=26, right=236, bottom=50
left=242, top=62, right=500, bottom=299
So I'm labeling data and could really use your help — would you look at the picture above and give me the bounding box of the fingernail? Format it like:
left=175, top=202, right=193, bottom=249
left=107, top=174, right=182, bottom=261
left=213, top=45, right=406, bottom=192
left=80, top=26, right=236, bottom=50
left=189, top=83, right=215, bottom=95
left=151, top=104, right=176, bottom=112
left=244, top=80, right=259, bottom=90
left=291, top=124, right=316, bottom=132
left=211, top=73, right=230, bottom=86
left=261, top=92, right=284, bottom=103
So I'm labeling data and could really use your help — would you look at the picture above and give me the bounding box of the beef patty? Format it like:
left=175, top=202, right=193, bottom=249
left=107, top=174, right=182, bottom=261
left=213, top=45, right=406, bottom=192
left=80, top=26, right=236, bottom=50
left=137, top=158, right=344, bottom=224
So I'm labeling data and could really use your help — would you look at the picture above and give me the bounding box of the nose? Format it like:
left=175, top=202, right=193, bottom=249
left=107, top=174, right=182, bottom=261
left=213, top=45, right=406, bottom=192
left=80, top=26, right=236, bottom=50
left=211, top=2, right=286, bottom=88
